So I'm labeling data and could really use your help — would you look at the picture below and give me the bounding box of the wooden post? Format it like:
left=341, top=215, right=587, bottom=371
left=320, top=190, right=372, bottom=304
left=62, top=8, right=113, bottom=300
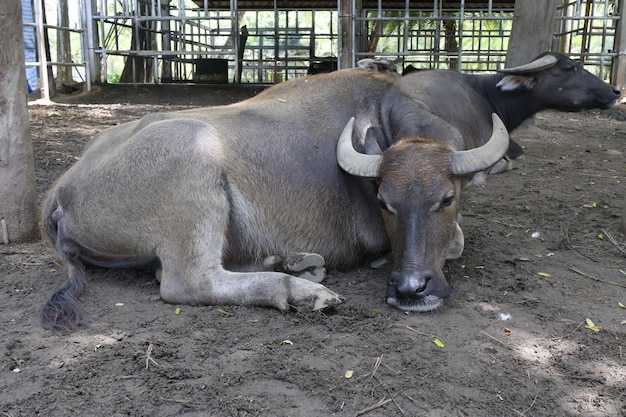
left=0, top=0, right=40, bottom=243
left=612, top=0, right=626, bottom=92
left=505, top=0, right=559, bottom=66
left=339, top=0, right=353, bottom=70
left=57, top=0, right=73, bottom=85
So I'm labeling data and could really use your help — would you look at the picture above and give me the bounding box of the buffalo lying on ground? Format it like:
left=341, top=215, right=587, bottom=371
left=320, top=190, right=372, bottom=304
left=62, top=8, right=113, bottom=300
left=41, top=52, right=619, bottom=331
left=380, top=52, right=620, bottom=173
left=40, top=73, right=507, bottom=331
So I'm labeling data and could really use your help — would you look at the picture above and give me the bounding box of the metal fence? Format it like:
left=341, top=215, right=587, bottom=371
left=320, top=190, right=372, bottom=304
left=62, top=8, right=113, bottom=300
left=554, top=0, right=620, bottom=81
left=22, top=0, right=91, bottom=101
left=23, top=0, right=623, bottom=97
left=355, top=0, right=620, bottom=79
left=354, top=8, right=514, bottom=72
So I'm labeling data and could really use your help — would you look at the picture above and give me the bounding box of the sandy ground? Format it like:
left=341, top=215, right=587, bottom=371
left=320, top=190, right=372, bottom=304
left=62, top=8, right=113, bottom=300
left=0, top=83, right=625, bottom=417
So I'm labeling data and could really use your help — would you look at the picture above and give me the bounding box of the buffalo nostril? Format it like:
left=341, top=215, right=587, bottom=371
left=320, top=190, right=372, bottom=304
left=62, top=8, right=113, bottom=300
left=396, top=274, right=430, bottom=296
left=613, top=87, right=621, bottom=96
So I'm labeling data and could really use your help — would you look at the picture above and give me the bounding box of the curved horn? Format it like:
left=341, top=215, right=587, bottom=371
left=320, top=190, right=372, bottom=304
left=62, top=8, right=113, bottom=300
left=498, top=54, right=558, bottom=75
left=450, top=114, right=509, bottom=175
left=336, top=117, right=383, bottom=178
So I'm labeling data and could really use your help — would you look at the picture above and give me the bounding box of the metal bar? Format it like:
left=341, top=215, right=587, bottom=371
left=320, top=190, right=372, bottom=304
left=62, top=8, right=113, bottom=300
left=402, top=0, right=409, bottom=65
left=232, top=0, right=239, bottom=82
left=459, top=0, right=464, bottom=70
left=33, top=0, right=50, bottom=101
left=354, top=14, right=515, bottom=22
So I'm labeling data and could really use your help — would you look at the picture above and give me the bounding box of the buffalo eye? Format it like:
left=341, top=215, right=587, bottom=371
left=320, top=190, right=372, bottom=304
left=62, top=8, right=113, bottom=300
left=562, top=63, right=576, bottom=72
left=377, top=193, right=396, bottom=213
left=438, top=195, right=454, bottom=210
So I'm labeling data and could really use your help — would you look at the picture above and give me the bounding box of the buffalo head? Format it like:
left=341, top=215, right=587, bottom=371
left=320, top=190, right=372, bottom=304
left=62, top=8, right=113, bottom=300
left=337, top=114, right=509, bottom=312
left=497, top=52, right=620, bottom=111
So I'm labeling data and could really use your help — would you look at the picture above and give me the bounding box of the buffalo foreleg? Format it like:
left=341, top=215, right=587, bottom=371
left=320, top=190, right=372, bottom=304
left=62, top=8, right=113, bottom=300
left=158, top=265, right=342, bottom=312
left=155, top=211, right=341, bottom=311
left=488, top=139, right=525, bottom=174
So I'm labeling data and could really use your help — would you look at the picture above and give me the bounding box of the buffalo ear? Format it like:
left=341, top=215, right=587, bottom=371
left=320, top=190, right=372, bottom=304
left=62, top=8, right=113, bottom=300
left=496, top=75, right=536, bottom=91
left=363, top=133, right=384, bottom=155
left=336, top=117, right=383, bottom=178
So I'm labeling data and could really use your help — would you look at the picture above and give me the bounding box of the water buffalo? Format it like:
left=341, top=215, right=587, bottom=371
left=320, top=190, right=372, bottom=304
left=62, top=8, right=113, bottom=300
left=383, top=52, right=620, bottom=173
left=357, top=58, right=399, bottom=75
left=307, top=57, right=337, bottom=75
left=41, top=52, right=619, bottom=331
left=41, top=64, right=510, bottom=331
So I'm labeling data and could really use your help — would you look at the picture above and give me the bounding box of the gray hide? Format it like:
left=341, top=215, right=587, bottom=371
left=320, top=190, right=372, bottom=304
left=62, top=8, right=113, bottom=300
left=41, top=70, right=510, bottom=331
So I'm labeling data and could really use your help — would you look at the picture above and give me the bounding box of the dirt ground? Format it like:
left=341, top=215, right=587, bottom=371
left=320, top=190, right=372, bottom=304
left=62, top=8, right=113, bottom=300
left=1, top=82, right=625, bottom=417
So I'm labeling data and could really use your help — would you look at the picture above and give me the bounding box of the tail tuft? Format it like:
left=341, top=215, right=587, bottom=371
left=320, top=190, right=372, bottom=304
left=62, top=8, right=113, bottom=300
left=41, top=263, right=87, bottom=333
left=41, top=191, right=88, bottom=333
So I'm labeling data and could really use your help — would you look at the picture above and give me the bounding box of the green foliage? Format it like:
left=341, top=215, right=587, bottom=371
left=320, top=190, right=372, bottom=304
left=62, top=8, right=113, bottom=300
left=108, top=72, right=121, bottom=83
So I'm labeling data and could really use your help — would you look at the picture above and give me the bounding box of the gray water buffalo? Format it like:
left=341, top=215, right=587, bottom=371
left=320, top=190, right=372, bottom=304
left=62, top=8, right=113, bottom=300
left=383, top=52, right=620, bottom=173
left=41, top=52, right=619, bottom=332
left=40, top=70, right=508, bottom=331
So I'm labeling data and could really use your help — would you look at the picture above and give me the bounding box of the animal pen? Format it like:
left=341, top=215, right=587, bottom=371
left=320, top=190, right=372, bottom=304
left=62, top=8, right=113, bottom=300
left=23, top=0, right=626, bottom=100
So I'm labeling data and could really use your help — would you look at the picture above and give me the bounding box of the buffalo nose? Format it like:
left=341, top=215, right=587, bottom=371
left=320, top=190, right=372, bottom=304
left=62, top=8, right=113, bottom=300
left=612, top=87, right=621, bottom=97
left=391, top=271, right=431, bottom=296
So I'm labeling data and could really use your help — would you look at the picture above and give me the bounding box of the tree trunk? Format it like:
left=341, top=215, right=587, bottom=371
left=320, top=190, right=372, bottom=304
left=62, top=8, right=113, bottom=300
left=120, top=1, right=155, bottom=83
left=506, top=0, right=559, bottom=66
left=367, top=20, right=382, bottom=54
left=0, top=0, right=40, bottom=243
left=443, top=18, right=458, bottom=70
left=57, top=0, right=73, bottom=85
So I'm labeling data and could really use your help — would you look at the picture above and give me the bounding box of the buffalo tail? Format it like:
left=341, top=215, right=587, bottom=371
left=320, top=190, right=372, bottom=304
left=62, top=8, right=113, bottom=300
left=40, top=193, right=88, bottom=333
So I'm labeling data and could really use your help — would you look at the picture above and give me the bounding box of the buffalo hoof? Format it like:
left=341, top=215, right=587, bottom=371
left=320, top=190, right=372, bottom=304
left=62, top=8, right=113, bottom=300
left=487, top=158, right=509, bottom=174
left=310, top=287, right=344, bottom=310
left=370, top=255, right=390, bottom=269
left=488, top=153, right=525, bottom=174
left=264, top=253, right=327, bottom=283
left=284, top=278, right=344, bottom=311
left=282, top=252, right=325, bottom=271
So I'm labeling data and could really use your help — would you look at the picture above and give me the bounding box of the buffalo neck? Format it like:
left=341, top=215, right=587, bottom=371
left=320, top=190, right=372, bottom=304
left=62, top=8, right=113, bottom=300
left=464, top=73, right=547, bottom=132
